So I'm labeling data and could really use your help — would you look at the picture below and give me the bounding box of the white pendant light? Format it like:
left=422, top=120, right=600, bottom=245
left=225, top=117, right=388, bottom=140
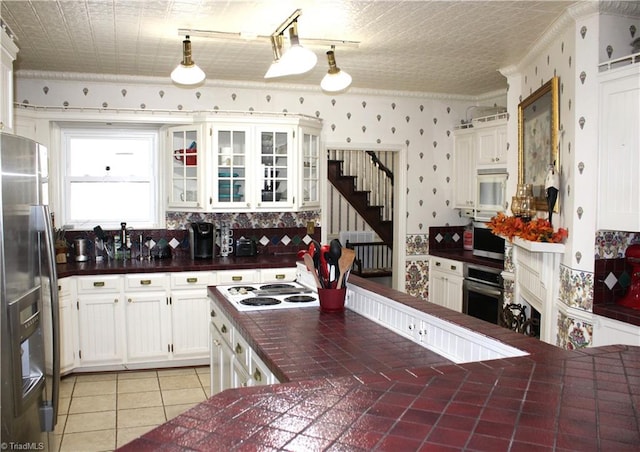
left=264, top=34, right=288, bottom=79
left=276, top=22, right=317, bottom=76
left=171, top=36, right=206, bottom=86
left=321, top=50, right=352, bottom=92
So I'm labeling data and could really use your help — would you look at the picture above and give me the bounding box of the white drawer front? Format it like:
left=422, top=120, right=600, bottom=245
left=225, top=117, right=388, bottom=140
left=259, top=268, right=296, bottom=283
left=124, top=273, right=168, bottom=291
left=77, top=275, right=123, bottom=293
left=171, top=271, right=216, bottom=289
left=217, top=270, right=258, bottom=285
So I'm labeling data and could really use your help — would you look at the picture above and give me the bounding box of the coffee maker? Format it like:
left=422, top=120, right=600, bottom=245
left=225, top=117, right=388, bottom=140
left=189, top=222, right=215, bottom=259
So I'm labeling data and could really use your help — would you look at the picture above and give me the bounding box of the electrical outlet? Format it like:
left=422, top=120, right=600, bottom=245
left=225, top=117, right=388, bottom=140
left=307, top=221, right=315, bottom=234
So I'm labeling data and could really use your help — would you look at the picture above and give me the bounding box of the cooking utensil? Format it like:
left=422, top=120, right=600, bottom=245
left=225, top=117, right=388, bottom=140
left=336, top=248, right=356, bottom=289
left=303, top=253, right=323, bottom=288
left=328, top=239, right=342, bottom=283
left=319, top=244, right=330, bottom=286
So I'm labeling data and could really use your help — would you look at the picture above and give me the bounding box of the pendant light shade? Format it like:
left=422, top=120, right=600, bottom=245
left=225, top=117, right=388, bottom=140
left=264, top=34, right=288, bottom=79
left=321, top=50, right=352, bottom=92
left=279, top=24, right=317, bottom=75
left=171, top=36, right=206, bottom=86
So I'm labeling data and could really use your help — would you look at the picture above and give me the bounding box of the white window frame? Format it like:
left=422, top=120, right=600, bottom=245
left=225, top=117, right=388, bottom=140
left=60, top=126, right=161, bottom=229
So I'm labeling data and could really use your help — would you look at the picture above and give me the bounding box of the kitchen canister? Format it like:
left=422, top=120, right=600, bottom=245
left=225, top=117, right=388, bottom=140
left=318, top=288, right=347, bottom=313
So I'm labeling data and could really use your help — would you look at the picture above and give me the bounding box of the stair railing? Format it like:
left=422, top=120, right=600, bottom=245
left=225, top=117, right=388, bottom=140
left=327, top=149, right=394, bottom=223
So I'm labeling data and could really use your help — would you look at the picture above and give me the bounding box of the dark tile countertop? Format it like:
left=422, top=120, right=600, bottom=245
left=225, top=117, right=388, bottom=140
left=56, top=254, right=299, bottom=278
left=119, top=277, right=640, bottom=451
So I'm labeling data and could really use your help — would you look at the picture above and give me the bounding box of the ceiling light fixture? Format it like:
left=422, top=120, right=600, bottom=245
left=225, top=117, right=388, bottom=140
left=276, top=21, right=317, bottom=76
left=263, top=10, right=318, bottom=79
left=264, top=34, right=287, bottom=79
left=171, top=35, right=206, bottom=86
left=321, top=48, right=352, bottom=92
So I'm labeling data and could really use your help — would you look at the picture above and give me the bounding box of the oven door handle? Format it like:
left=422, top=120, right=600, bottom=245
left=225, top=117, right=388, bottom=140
left=464, top=280, right=502, bottom=297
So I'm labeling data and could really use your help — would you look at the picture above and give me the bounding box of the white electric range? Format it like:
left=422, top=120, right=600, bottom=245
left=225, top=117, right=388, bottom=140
left=216, top=281, right=320, bottom=311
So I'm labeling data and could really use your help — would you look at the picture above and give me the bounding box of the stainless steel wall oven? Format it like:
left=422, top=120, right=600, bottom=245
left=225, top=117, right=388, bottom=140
left=463, top=264, right=503, bottom=325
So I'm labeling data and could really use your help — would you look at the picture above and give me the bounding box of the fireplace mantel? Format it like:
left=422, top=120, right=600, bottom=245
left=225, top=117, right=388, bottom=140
left=510, top=238, right=565, bottom=344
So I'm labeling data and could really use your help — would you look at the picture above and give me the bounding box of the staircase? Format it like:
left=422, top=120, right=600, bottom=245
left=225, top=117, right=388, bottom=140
left=327, top=158, right=394, bottom=246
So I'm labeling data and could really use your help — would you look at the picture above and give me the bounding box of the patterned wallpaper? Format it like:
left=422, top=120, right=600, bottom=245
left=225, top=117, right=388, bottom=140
left=15, top=77, right=504, bottom=238
left=500, top=4, right=640, bottom=349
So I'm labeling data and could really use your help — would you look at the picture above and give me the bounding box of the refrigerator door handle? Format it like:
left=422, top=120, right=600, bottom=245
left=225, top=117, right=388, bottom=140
left=34, top=205, right=60, bottom=431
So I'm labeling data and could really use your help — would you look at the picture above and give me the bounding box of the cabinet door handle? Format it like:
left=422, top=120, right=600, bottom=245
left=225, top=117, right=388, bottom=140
left=253, top=369, right=262, bottom=382
left=114, top=298, right=119, bottom=303
left=210, top=309, right=216, bottom=317
left=450, top=265, right=457, bottom=271
left=93, top=281, right=105, bottom=287
left=235, top=343, right=243, bottom=355
left=128, top=298, right=133, bottom=303
left=139, top=279, right=151, bottom=285
left=187, top=277, right=198, bottom=283
left=435, top=262, right=441, bottom=267
left=232, top=276, right=243, bottom=282
left=275, top=274, right=285, bottom=280
left=221, top=324, right=227, bottom=334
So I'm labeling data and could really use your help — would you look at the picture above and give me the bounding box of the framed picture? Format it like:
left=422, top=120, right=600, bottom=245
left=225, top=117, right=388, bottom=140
left=518, top=76, right=559, bottom=211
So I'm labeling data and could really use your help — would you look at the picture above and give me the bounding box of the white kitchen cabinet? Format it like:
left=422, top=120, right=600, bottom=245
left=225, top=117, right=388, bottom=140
left=1, top=26, right=18, bottom=133
left=476, top=123, right=507, bottom=166
left=166, top=115, right=321, bottom=213
left=429, top=256, right=463, bottom=313
left=167, top=125, right=206, bottom=210
left=453, top=115, right=508, bottom=213
left=209, top=321, right=233, bottom=395
left=210, top=122, right=295, bottom=210
left=124, top=274, right=170, bottom=362
left=58, top=278, right=77, bottom=374
left=597, top=63, right=640, bottom=231
left=299, top=126, right=321, bottom=207
left=169, top=271, right=214, bottom=358
left=76, top=275, right=124, bottom=366
left=347, top=284, right=527, bottom=363
left=125, top=291, right=170, bottom=362
left=453, top=128, right=476, bottom=210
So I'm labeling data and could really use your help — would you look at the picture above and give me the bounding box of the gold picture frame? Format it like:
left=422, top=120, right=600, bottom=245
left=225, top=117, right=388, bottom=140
left=518, top=76, right=559, bottom=211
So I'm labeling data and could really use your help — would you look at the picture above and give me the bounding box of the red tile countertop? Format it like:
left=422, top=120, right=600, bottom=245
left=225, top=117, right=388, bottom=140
left=119, top=277, right=640, bottom=451
left=56, top=254, right=299, bottom=278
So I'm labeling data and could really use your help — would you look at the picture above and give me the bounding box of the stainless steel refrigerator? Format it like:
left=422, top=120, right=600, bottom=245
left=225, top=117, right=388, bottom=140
left=1, top=133, right=59, bottom=449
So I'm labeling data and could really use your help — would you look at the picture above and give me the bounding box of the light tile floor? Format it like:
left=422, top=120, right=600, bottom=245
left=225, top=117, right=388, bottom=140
left=52, top=366, right=210, bottom=452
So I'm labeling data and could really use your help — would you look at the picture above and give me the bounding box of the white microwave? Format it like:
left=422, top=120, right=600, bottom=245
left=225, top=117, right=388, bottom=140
left=475, top=169, right=508, bottom=221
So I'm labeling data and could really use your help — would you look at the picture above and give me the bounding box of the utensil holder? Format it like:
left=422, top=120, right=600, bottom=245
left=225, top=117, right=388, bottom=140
left=318, top=288, right=346, bottom=313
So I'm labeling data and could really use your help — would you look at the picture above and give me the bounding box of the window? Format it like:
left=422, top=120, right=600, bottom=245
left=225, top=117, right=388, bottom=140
left=61, top=128, right=160, bottom=229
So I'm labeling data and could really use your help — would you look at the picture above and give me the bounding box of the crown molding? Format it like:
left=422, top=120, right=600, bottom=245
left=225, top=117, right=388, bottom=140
left=15, top=69, right=496, bottom=102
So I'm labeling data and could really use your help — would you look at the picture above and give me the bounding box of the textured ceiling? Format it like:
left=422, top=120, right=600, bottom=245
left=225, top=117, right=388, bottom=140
left=1, top=0, right=578, bottom=96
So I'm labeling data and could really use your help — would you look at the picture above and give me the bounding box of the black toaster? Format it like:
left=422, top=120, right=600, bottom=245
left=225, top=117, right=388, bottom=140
left=235, top=238, right=257, bottom=256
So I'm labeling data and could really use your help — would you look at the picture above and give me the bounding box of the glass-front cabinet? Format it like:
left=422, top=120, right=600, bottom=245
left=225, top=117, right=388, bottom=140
left=300, top=127, right=321, bottom=206
left=256, top=127, right=293, bottom=208
left=214, top=127, right=248, bottom=206
left=169, top=125, right=204, bottom=209
left=166, top=115, right=321, bottom=212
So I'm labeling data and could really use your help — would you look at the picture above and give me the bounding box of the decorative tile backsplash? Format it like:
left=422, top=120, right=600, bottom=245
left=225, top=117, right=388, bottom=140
left=593, top=230, right=640, bottom=305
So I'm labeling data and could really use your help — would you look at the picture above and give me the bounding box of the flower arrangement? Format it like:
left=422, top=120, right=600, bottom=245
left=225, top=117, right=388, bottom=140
left=486, top=212, right=568, bottom=243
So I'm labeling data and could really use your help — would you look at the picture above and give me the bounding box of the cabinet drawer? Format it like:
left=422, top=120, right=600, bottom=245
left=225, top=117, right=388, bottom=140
left=58, top=277, right=73, bottom=297
left=429, top=257, right=463, bottom=277
left=210, top=305, right=233, bottom=346
left=217, top=270, right=258, bottom=285
left=77, top=275, right=123, bottom=293
left=260, top=268, right=296, bottom=283
left=171, top=271, right=216, bottom=289
left=124, top=273, right=168, bottom=291
left=232, top=331, right=251, bottom=370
